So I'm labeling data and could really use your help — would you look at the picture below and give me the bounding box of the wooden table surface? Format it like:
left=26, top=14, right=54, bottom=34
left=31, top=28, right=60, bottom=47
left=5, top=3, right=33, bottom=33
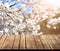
left=0, top=34, right=60, bottom=49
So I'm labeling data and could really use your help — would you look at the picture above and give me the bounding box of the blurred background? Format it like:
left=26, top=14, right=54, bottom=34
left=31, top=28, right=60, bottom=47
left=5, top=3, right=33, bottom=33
left=0, top=0, right=60, bottom=35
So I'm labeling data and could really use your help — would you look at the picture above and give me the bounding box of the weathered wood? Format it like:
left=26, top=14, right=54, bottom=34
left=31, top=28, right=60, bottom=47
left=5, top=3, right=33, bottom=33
left=0, top=35, right=7, bottom=49
left=0, top=34, right=3, bottom=39
left=39, top=35, right=51, bottom=49
left=44, top=35, right=60, bottom=49
left=0, top=34, right=60, bottom=49
left=26, top=35, right=37, bottom=49
left=2, top=35, right=15, bottom=49
left=33, top=35, right=44, bottom=49
left=13, top=35, right=20, bottom=49
left=57, top=35, right=60, bottom=38
left=20, top=35, right=25, bottom=49
left=52, top=35, right=60, bottom=49
left=43, top=35, right=53, bottom=49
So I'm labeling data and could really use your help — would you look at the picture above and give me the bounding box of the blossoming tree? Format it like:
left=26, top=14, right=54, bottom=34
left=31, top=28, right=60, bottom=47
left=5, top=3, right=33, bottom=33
left=0, top=0, right=60, bottom=35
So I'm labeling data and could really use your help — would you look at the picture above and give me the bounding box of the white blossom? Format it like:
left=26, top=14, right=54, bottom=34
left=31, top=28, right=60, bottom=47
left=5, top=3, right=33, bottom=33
left=46, top=24, right=51, bottom=28
left=53, top=26, right=56, bottom=29
left=0, top=0, right=60, bottom=35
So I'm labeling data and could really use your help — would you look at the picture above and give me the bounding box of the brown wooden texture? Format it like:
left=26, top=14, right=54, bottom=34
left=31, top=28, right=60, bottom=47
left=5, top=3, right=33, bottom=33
left=0, top=34, right=60, bottom=49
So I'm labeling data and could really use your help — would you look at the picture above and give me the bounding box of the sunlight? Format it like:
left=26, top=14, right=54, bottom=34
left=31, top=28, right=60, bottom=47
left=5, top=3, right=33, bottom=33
left=46, top=0, right=60, bottom=9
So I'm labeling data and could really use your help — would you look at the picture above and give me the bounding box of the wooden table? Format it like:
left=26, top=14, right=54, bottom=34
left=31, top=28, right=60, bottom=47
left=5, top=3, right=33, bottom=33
left=0, top=34, right=60, bottom=49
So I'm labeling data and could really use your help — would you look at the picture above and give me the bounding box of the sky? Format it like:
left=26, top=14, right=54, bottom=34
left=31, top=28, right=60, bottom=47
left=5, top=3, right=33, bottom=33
left=44, top=0, right=60, bottom=9
left=0, top=0, right=32, bottom=15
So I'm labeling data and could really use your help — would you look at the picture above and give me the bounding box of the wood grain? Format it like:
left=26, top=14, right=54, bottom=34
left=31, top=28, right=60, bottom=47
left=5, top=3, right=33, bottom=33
left=2, top=35, right=15, bottom=49
left=0, top=34, right=60, bottom=49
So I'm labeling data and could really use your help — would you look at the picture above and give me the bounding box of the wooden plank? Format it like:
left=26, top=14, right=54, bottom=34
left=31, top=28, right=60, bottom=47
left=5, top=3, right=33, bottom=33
left=13, top=35, right=20, bottom=49
left=43, top=35, right=53, bottom=49
left=0, top=34, right=59, bottom=49
left=57, top=34, right=60, bottom=38
left=26, top=35, right=37, bottom=49
left=44, top=35, right=60, bottom=49
left=39, top=35, right=51, bottom=49
left=0, top=35, right=7, bottom=49
left=20, top=35, right=25, bottom=49
left=33, top=35, right=44, bottom=49
left=52, top=35, right=60, bottom=49
left=0, top=34, right=3, bottom=39
left=2, top=35, right=15, bottom=49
